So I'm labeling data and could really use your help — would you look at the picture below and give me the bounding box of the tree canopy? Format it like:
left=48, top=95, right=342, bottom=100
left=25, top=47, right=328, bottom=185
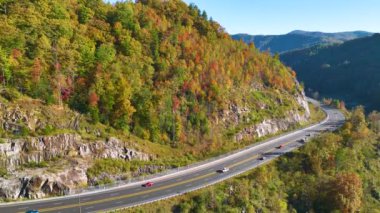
left=0, top=0, right=303, bottom=146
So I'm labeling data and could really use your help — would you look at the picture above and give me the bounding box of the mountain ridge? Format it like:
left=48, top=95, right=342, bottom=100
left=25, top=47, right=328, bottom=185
left=232, top=30, right=373, bottom=54
left=281, top=33, right=380, bottom=111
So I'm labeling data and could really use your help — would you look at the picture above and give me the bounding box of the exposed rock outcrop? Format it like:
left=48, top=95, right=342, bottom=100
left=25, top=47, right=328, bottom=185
left=234, top=93, right=310, bottom=142
left=219, top=104, right=250, bottom=126
left=1, top=103, right=77, bottom=133
left=235, top=110, right=307, bottom=142
left=0, top=133, right=151, bottom=200
left=0, top=167, right=87, bottom=199
left=0, top=134, right=150, bottom=171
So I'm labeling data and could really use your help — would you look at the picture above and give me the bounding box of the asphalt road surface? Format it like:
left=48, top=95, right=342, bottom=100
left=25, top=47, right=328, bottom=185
left=0, top=104, right=345, bottom=213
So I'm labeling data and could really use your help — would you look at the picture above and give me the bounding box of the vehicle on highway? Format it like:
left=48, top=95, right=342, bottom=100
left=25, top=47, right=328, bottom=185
left=142, top=181, right=154, bottom=187
left=277, top=144, right=284, bottom=149
left=299, top=138, right=306, bottom=143
left=217, top=167, right=229, bottom=173
left=0, top=105, right=342, bottom=213
left=306, top=133, right=311, bottom=137
left=25, top=210, right=39, bottom=213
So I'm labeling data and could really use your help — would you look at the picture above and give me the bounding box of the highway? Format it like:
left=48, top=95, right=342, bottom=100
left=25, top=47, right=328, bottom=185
left=0, top=104, right=345, bottom=213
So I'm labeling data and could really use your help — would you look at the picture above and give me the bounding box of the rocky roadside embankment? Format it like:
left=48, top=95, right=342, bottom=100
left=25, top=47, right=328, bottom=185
left=0, top=98, right=154, bottom=200
left=0, top=89, right=310, bottom=200
left=0, top=134, right=150, bottom=199
left=235, top=94, right=310, bottom=141
left=219, top=91, right=310, bottom=142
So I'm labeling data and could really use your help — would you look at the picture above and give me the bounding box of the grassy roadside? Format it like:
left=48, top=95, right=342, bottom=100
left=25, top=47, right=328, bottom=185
left=306, top=102, right=326, bottom=125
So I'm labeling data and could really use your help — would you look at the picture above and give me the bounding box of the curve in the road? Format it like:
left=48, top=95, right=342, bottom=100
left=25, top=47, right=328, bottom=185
left=0, top=104, right=345, bottom=213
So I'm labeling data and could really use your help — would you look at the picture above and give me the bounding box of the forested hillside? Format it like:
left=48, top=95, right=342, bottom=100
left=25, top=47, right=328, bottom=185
left=281, top=34, right=380, bottom=111
left=232, top=30, right=372, bottom=54
left=0, top=0, right=306, bottom=147
left=0, top=0, right=315, bottom=198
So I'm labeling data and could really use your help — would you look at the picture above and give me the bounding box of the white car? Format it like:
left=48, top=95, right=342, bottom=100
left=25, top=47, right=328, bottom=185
left=218, top=167, right=229, bottom=173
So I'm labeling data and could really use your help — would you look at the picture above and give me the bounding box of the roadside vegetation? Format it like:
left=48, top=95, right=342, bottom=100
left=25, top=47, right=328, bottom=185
left=122, top=106, right=380, bottom=213
left=85, top=101, right=326, bottom=186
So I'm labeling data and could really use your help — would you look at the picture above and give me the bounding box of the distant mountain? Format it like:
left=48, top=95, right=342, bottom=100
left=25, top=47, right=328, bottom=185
left=281, top=34, right=380, bottom=110
left=232, top=30, right=373, bottom=54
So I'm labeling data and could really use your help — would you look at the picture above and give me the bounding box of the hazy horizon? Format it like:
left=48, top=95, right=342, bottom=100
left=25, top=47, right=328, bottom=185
left=106, top=0, right=380, bottom=35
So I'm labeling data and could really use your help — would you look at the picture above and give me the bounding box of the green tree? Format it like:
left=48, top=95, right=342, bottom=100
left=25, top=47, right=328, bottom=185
left=95, top=43, right=116, bottom=66
left=0, top=47, right=10, bottom=85
left=78, top=6, right=94, bottom=24
left=109, top=2, right=136, bottom=31
left=111, top=74, right=135, bottom=130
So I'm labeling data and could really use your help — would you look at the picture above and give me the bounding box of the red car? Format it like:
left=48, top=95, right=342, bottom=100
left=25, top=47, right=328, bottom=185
left=277, top=144, right=284, bottom=149
left=142, top=181, right=154, bottom=187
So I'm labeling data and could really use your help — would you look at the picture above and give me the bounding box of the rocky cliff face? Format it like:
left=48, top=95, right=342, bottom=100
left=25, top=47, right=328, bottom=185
left=234, top=93, right=310, bottom=142
left=0, top=98, right=156, bottom=200
left=0, top=134, right=150, bottom=171
left=0, top=134, right=151, bottom=200
left=0, top=167, right=87, bottom=199
left=218, top=86, right=310, bottom=143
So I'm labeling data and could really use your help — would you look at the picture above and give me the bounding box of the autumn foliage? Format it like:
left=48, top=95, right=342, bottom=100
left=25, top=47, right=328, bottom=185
left=0, top=0, right=303, bottom=145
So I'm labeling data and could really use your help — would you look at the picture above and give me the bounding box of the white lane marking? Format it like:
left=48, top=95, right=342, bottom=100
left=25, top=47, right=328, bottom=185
left=166, top=189, right=172, bottom=193
left=115, top=201, right=123, bottom=204
left=185, top=184, right=192, bottom=187
left=54, top=202, right=63, bottom=205
left=110, top=193, right=119, bottom=196
left=18, top=207, right=28, bottom=210
left=85, top=206, right=94, bottom=210
left=81, top=197, right=91, bottom=201
left=142, top=194, right=149, bottom=198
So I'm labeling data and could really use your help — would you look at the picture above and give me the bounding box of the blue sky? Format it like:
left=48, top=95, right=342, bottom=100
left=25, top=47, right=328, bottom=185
left=106, top=0, right=380, bottom=35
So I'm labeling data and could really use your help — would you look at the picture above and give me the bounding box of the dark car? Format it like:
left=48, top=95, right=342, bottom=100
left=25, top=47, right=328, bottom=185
left=277, top=144, right=284, bottom=149
left=142, top=181, right=154, bottom=187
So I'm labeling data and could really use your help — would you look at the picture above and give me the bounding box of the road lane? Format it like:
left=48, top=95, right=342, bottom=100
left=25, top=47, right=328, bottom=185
left=0, top=105, right=345, bottom=213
